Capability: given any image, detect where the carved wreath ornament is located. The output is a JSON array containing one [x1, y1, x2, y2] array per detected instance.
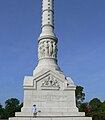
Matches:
[[42, 76, 60, 87]]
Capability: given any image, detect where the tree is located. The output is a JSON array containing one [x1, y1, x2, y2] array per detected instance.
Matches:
[[18, 102, 23, 111], [5, 98, 21, 119], [89, 98, 102, 112], [0, 103, 5, 119], [87, 111, 105, 120], [79, 102, 88, 113], [0, 103, 2, 118], [98, 101, 105, 112], [79, 102, 92, 115], [75, 86, 85, 108]]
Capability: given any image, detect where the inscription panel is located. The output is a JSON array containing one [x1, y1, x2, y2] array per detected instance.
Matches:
[[32, 94, 74, 102]]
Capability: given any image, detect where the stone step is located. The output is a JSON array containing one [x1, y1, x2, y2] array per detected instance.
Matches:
[[21, 107, 78, 113], [9, 116, 92, 120], [15, 112, 85, 117]]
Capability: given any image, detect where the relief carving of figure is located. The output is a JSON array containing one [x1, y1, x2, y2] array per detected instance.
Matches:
[[42, 76, 59, 87], [38, 42, 44, 59], [49, 41, 53, 56], [38, 45, 42, 59], [53, 42, 57, 58], [44, 41, 49, 57], [38, 40, 57, 59], [38, 41, 46, 59], [52, 79, 59, 87]]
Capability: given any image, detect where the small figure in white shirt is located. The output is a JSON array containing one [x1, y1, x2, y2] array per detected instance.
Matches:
[[32, 105, 37, 117]]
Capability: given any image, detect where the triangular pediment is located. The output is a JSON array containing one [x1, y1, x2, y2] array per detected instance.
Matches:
[[33, 70, 67, 90]]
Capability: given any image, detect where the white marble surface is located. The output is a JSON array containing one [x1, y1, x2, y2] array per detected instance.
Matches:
[[9, 0, 92, 120], [9, 70, 92, 120]]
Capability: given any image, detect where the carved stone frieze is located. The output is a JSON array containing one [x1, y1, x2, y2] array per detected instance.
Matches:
[[41, 76, 59, 87], [38, 39, 57, 60]]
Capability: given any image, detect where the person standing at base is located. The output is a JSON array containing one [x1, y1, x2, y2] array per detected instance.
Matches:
[[32, 105, 37, 117]]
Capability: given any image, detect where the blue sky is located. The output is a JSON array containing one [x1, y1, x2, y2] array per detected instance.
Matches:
[[0, 0, 105, 105]]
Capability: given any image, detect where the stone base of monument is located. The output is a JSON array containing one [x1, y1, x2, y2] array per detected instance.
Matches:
[[9, 70, 92, 120], [10, 117, 92, 120]]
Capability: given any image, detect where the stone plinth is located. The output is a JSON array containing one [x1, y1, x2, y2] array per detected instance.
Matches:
[[9, 70, 92, 120]]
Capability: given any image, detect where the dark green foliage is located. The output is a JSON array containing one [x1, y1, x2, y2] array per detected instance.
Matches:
[[5, 98, 20, 118], [98, 101, 105, 112], [89, 98, 102, 112], [0, 103, 3, 119], [79, 102, 92, 116], [79, 102, 88, 112], [75, 86, 85, 108], [79, 98, 105, 120], [0, 103, 5, 119], [0, 104, 2, 108], [17, 102, 23, 112], [0, 98, 23, 119], [87, 112, 105, 120], [75, 86, 105, 120]]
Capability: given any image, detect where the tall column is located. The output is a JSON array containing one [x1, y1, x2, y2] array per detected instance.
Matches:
[[38, 0, 58, 60], [41, 0, 55, 36], [33, 0, 61, 75]]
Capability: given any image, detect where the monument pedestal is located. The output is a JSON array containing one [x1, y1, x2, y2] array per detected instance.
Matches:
[[9, 70, 92, 120]]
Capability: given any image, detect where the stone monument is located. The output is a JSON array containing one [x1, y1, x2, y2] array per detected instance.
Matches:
[[9, 0, 92, 120]]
